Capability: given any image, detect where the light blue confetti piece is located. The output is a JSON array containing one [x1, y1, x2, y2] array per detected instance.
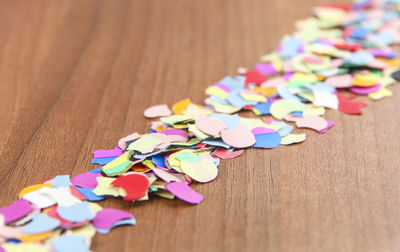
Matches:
[[235, 75, 246, 84], [291, 111, 303, 117], [254, 102, 272, 115], [211, 113, 240, 130], [76, 187, 105, 202], [91, 156, 117, 165], [19, 213, 60, 234], [277, 86, 302, 102], [209, 95, 229, 105], [218, 76, 244, 91], [253, 132, 282, 149], [226, 91, 257, 108], [52, 234, 89, 252], [57, 202, 95, 222], [307, 82, 336, 93], [345, 51, 374, 65], [95, 218, 136, 235], [202, 140, 231, 149], [280, 36, 304, 59], [44, 175, 71, 188], [278, 124, 294, 137], [214, 158, 221, 167], [369, 30, 394, 45]]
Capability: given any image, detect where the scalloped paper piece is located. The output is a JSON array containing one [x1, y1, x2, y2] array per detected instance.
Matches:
[[195, 114, 227, 137], [221, 125, 256, 148], [180, 157, 218, 183], [144, 104, 172, 118], [280, 133, 306, 145], [165, 182, 204, 204], [111, 173, 150, 201], [0, 199, 34, 224], [270, 99, 305, 120]]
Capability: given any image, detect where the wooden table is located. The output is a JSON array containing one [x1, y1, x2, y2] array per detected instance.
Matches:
[[1, 0, 400, 251]]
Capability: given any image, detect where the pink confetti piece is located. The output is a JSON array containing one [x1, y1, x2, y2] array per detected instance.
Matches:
[[144, 104, 172, 118]]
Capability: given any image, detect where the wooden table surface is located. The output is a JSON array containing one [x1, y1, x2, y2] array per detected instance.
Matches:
[[1, 0, 400, 251]]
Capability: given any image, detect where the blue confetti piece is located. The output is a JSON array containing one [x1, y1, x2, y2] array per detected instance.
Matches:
[[152, 155, 167, 168], [89, 167, 103, 174], [91, 156, 117, 165], [253, 132, 281, 149], [76, 187, 105, 202], [350, 27, 370, 39], [254, 102, 272, 115]]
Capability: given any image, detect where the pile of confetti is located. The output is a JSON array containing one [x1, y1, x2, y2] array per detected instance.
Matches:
[[2, 0, 400, 251]]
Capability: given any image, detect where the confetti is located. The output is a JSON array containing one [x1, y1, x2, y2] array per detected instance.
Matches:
[[165, 182, 204, 204], [2, 0, 400, 250], [144, 104, 172, 118]]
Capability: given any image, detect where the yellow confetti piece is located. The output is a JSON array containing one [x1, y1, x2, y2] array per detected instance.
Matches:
[[352, 73, 381, 87], [205, 86, 228, 100], [1, 242, 48, 252], [303, 105, 325, 116], [102, 151, 134, 176], [281, 133, 306, 145], [18, 183, 53, 198], [180, 157, 218, 183], [368, 87, 393, 100], [89, 202, 103, 214], [154, 190, 175, 199], [270, 99, 305, 120], [160, 114, 193, 125], [182, 104, 213, 116], [172, 98, 192, 114], [188, 124, 210, 140], [93, 177, 120, 197], [18, 231, 53, 242], [240, 117, 283, 131], [240, 93, 267, 102], [71, 223, 96, 237]]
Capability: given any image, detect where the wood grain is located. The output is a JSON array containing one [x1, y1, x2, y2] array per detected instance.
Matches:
[[1, 0, 400, 251]]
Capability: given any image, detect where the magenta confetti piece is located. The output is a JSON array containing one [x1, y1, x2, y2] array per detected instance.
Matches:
[[0, 199, 34, 224], [350, 84, 381, 95], [92, 148, 123, 158], [71, 172, 100, 189], [92, 208, 134, 230], [251, 127, 277, 135], [165, 182, 204, 204]]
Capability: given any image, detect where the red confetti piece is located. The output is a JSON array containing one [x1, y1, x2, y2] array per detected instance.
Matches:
[[111, 173, 150, 201], [212, 148, 244, 159], [337, 95, 367, 115], [245, 70, 268, 85]]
